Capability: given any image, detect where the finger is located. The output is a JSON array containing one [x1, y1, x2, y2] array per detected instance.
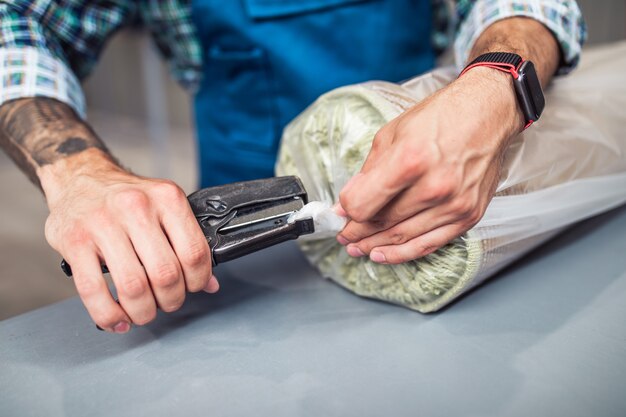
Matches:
[[359, 120, 397, 174], [67, 248, 131, 333], [98, 231, 157, 326], [339, 162, 480, 245], [336, 123, 398, 222], [338, 178, 444, 244], [158, 185, 212, 293], [333, 203, 348, 218], [339, 217, 395, 246], [339, 142, 423, 223], [338, 191, 427, 245], [368, 223, 466, 264], [125, 215, 186, 313], [345, 206, 457, 256], [203, 275, 220, 294]]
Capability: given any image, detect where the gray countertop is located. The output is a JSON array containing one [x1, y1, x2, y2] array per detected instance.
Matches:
[[2, 206, 626, 417]]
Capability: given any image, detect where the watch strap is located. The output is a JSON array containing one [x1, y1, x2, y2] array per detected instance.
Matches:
[[460, 52, 524, 79]]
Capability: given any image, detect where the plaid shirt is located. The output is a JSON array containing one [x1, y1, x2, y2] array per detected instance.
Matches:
[[0, 0, 586, 118]]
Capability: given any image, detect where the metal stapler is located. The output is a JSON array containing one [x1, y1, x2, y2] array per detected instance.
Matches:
[[61, 176, 314, 277]]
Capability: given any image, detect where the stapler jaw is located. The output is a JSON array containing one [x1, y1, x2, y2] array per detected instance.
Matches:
[[188, 176, 314, 265]]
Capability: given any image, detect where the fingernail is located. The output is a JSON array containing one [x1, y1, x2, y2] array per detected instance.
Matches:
[[370, 251, 387, 263], [336, 235, 350, 245], [96, 324, 104, 331], [204, 275, 220, 294], [113, 321, 130, 334], [347, 245, 365, 257]]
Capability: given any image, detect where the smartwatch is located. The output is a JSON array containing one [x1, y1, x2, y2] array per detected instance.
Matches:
[[460, 52, 545, 129]]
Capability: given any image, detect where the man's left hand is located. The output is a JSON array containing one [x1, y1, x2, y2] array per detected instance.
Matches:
[[337, 67, 525, 264]]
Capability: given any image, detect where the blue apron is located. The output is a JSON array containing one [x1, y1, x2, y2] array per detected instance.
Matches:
[[192, 0, 434, 187]]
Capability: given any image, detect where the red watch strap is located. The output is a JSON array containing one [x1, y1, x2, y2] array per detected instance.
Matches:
[[459, 61, 523, 79], [460, 51, 524, 77]]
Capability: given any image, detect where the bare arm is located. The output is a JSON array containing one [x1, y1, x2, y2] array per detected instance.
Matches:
[[468, 17, 560, 87], [0, 97, 111, 189], [0, 97, 217, 332], [338, 18, 562, 263]]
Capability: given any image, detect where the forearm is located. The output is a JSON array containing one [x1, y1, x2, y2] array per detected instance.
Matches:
[[0, 96, 216, 331], [468, 17, 560, 87], [338, 16, 565, 261], [455, 17, 562, 139], [0, 97, 118, 193]]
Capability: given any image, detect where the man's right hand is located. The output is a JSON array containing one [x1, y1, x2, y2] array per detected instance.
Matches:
[[0, 98, 217, 333], [40, 150, 218, 332]]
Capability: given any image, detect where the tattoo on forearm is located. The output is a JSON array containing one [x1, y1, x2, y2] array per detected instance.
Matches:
[[0, 97, 110, 188]]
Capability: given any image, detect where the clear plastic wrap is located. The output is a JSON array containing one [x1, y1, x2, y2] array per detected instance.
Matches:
[[275, 42, 626, 312]]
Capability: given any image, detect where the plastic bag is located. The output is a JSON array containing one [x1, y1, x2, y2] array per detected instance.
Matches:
[[275, 42, 626, 312]]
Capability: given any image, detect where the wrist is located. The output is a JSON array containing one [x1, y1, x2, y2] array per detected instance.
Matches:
[[456, 66, 526, 139], [39, 148, 124, 207]]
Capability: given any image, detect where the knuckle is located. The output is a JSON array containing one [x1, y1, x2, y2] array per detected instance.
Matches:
[[397, 149, 425, 176], [44, 218, 62, 247], [338, 190, 352, 211], [151, 263, 181, 288], [345, 206, 369, 223], [339, 190, 374, 224], [467, 208, 483, 226], [450, 197, 475, 218], [417, 243, 435, 257], [356, 242, 373, 254], [160, 294, 186, 312], [180, 240, 210, 268], [156, 179, 179, 193], [63, 226, 91, 248], [160, 303, 183, 314], [113, 189, 150, 212], [340, 225, 359, 242], [407, 245, 431, 261], [155, 180, 185, 203], [132, 308, 157, 326], [388, 231, 407, 245], [371, 130, 387, 151], [415, 245, 437, 259], [369, 215, 391, 228], [423, 179, 456, 202], [75, 276, 104, 298], [382, 205, 409, 224], [118, 276, 148, 299], [187, 276, 209, 293], [91, 207, 114, 228], [394, 120, 413, 138]]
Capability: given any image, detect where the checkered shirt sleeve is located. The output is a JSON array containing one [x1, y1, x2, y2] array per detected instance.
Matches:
[[0, 1, 136, 117], [454, 0, 587, 74]]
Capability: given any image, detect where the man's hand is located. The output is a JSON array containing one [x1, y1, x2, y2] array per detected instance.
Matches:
[[0, 97, 217, 333], [337, 68, 522, 263], [337, 17, 560, 264], [42, 151, 217, 332]]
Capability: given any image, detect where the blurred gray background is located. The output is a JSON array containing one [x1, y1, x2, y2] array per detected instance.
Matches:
[[1, 0, 624, 320]]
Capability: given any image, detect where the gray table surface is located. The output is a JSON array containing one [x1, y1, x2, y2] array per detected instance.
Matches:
[[2, 206, 626, 417]]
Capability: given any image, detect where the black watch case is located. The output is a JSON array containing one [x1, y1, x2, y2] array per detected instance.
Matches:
[[513, 60, 545, 122]]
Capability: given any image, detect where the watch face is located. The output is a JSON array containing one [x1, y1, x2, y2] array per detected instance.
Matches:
[[520, 61, 545, 119]]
